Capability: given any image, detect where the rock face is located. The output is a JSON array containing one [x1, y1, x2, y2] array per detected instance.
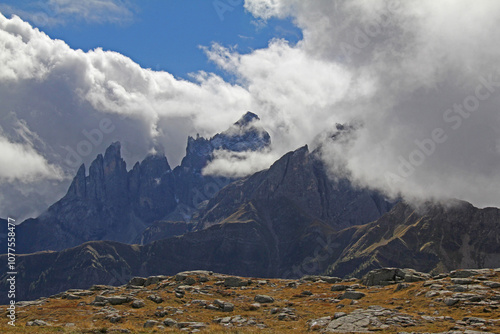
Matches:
[[172, 111, 270, 212], [197, 145, 393, 231], [1, 201, 500, 303], [137, 220, 192, 245], [178, 111, 270, 171], [6, 112, 272, 253], [5, 112, 392, 254], [12, 143, 177, 253], [3, 145, 500, 303], [326, 201, 500, 278]]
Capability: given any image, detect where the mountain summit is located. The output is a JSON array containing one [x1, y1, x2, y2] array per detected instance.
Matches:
[[7, 112, 271, 253], [179, 111, 270, 171]]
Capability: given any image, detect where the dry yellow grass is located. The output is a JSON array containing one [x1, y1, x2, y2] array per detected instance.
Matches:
[[1, 270, 500, 333]]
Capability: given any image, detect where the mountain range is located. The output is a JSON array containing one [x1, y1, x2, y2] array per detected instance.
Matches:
[[1, 188, 499, 304], [3, 112, 269, 253], [1, 112, 499, 305]]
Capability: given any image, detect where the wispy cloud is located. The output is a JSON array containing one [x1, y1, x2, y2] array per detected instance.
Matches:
[[0, 0, 135, 27], [0, 134, 63, 183]]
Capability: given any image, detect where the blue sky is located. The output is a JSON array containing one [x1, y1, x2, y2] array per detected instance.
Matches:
[[0, 0, 302, 80]]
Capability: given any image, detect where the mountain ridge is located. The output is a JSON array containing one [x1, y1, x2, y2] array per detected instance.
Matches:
[[1, 194, 498, 304], [3, 112, 272, 254]]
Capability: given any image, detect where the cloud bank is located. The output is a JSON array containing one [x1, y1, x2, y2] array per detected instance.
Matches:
[[2, 0, 500, 219], [242, 0, 500, 207]]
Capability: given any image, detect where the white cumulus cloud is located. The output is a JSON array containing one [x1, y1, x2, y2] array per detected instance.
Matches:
[[2, 0, 500, 219], [0, 135, 63, 182]]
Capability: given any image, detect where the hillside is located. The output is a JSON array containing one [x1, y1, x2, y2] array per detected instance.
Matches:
[[326, 201, 500, 278], [1, 268, 500, 333], [2, 199, 500, 306]]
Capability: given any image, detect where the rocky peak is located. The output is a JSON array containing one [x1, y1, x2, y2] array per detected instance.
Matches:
[[87, 154, 105, 202], [180, 112, 271, 171], [103, 141, 122, 162], [101, 142, 128, 208], [138, 153, 171, 174], [213, 112, 270, 152], [128, 151, 176, 223], [234, 111, 260, 127], [181, 136, 213, 170], [103, 141, 126, 176], [67, 164, 86, 199], [199, 144, 393, 230]]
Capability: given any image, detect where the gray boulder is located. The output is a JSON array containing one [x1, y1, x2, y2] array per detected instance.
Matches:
[[128, 277, 147, 286], [224, 276, 249, 287], [450, 269, 480, 278], [340, 291, 366, 300], [444, 297, 459, 306], [362, 268, 430, 286], [26, 320, 49, 326], [147, 294, 164, 304], [302, 275, 342, 283], [131, 299, 145, 308], [143, 320, 159, 328], [254, 295, 274, 303], [214, 299, 235, 312], [163, 318, 177, 327], [144, 275, 168, 286]]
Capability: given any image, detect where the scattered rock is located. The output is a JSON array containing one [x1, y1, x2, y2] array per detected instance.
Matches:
[[483, 281, 500, 288], [334, 312, 347, 319], [26, 320, 49, 326], [147, 294, 164, 304], [324, 308, 384, 332], [107, 314, 123, 323], [340, 291, 366, 300], [184, 277, 197, 285], [302, 275, 342, 283], [452, 293, 483, 302], [249, 302, 261, 310], [177, 321, 207, 330], [143, 320, 159, 328], [63, 293, 82, 300], [163, 318, 177, 327], [444, 297, 459, 306], [254, 294, 274, 303], [145, 275, 168, 287], [450, 269, 480, 278], [395, 283, 411, 292], [11, 268, 500, 333], [362, 268, 430, 286], [131, 299, 145, 308], [128, 277, 146, 286], [275, 307, 298, 321], [213, 315, 265, 328], [451, 278, 475, 285], [224, 276, 249, 287], [92, 295, 132, 305], [213, 299, 235, 312]]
